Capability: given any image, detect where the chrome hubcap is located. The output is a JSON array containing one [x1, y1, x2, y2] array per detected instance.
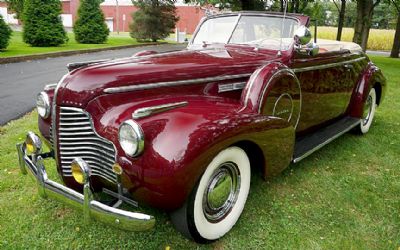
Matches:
[[203, 162, 241, 223], [363, 95, 373, 126]]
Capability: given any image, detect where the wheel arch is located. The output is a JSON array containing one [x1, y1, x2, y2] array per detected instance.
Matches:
[[348, 62, 387, 118], [240, 62, 302, 130], [232, 140, 266, 178], [373, 82, 383, 106]]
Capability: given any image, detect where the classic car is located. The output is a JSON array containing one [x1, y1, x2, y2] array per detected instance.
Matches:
[[17, 11, 386, 243]]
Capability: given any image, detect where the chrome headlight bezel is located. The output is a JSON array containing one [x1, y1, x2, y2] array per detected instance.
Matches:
[[37, 91, 51, 119], [118, 120, 145, 157]]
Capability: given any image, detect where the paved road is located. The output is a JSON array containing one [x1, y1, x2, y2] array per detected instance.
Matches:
[[0, 44, 186, 126], [366, 50, 391, 56]]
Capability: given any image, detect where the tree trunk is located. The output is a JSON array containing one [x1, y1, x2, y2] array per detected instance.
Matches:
[[290, 0, 295, 13], [241, 0, 253, 10], [353, 1, 364, 45], [280, 0, 284, 12], [390, 12, 400, 58], [336, 0, 346, 41], [294, 0, 300, 13], [360, 19, 372, 51], [353, 0, 380, 51]]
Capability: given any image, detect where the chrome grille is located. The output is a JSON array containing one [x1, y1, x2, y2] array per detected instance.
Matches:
[[58, 107, 117, 183], [49, 124, 54, 146]]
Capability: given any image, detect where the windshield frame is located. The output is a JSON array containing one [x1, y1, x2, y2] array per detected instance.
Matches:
[[188, 13, 301, 50]]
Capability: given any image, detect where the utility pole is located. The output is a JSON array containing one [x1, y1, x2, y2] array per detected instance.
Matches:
[[116, 0, 120, 34]]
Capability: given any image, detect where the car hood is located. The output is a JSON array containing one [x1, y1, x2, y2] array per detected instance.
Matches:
[[56, 46, 280, 107]]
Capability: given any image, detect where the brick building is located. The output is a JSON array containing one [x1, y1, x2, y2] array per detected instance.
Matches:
[[62, 0, 206, 34], [0, 0, 208, 34]]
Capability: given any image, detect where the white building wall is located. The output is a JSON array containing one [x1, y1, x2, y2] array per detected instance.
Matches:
[[0, 7, 18, 24], [60, 14, 73, 27]]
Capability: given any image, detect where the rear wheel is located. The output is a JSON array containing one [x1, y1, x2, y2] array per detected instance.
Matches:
[[171, 146, 251, 243], [355, 88, 377, 134]]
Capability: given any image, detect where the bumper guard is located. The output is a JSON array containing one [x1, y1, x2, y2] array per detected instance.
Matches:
[[16, 142, 155, 231]]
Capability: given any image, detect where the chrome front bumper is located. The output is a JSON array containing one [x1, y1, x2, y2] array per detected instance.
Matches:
[[16, 142, 155, 231]]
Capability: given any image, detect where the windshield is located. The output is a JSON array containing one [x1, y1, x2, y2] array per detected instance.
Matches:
[[191, 15, 299, 50]]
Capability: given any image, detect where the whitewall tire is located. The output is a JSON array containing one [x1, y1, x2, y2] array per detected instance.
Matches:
[[359, 88, 377, 134], [171, 146, 251, 243]]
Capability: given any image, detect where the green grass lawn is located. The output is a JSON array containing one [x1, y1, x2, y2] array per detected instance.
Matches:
[[0, 56, 399, 249], [314, 27, 395, 51], [0, 32, 155, 58]]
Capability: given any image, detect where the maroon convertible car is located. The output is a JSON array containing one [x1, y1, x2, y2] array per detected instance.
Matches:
[[17, 11, 386, 242]]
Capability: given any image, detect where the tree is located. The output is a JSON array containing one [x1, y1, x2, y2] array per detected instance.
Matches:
[[22, 0, 67, 47], [130, 0, 179, 42], [240, 0, 265, 10], [0, 15, 12, 50], [5, 0, 24, 20], [185, 0, 264, 11], [74, 0, 109, 44], [333, 0, 346, 40], [352, 0, 381, 51], [288, 0, 312, 13], [303, 1, 326, 25], [390, 0, 400, 57]]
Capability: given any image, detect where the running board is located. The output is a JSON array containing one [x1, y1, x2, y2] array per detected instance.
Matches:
[[293, 117, 360, 163]]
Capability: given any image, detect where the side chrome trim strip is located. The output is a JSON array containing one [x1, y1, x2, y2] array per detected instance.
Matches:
[[218, 82, 247, 93], [292, 56, 366, 73], [104, 74, 252, 94], [292, 119, 361, 163], [132, 101, 188, 119]]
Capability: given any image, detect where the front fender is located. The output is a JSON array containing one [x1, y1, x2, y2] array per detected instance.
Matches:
[[86, 95, 294, 210]]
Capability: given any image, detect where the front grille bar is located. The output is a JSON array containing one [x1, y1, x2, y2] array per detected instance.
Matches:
[[57, 107, 117, 184]]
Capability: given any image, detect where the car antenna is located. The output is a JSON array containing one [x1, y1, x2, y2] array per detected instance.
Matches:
[[278, 0, 288, 57]]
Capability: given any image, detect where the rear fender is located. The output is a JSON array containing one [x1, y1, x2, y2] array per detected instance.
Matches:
[[241, 62, 302, 129], [347, 61, 387, 118]]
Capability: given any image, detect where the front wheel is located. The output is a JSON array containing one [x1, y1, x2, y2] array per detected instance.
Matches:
[[171, 146, 251, 243]]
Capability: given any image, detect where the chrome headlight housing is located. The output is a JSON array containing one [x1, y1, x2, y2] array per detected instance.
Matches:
[[25, 131, 42, 155], [36, 92, 50, 118], [118, 120, 144, 157]]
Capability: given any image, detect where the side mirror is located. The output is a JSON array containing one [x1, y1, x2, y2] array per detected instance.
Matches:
[[294, 26, 312, 46], [294, 26, 319, 56], [306, 42, 319, 56]]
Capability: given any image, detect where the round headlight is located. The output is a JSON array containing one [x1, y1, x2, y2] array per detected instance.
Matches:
[[37, 92, 50, 118], [118, 120, 144, 157]]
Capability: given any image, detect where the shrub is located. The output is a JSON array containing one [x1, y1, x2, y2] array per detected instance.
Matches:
[[22, 0, 67, 47], [130, 0, 179, 42], [74, 0, 109, 44], [0, 15, 12, 50]]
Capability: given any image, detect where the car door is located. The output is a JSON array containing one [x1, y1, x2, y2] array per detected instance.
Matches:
[[290, 50, 355, 133]]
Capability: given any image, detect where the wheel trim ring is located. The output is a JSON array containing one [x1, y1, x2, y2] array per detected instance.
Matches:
[[202, 162, 241, 223], [363, 95, 373, 126]]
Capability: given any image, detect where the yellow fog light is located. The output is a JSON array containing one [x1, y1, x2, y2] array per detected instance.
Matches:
[[71, 158, 90, 185], [112, 163, 123, 175], [25, 132, 42, 155]]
